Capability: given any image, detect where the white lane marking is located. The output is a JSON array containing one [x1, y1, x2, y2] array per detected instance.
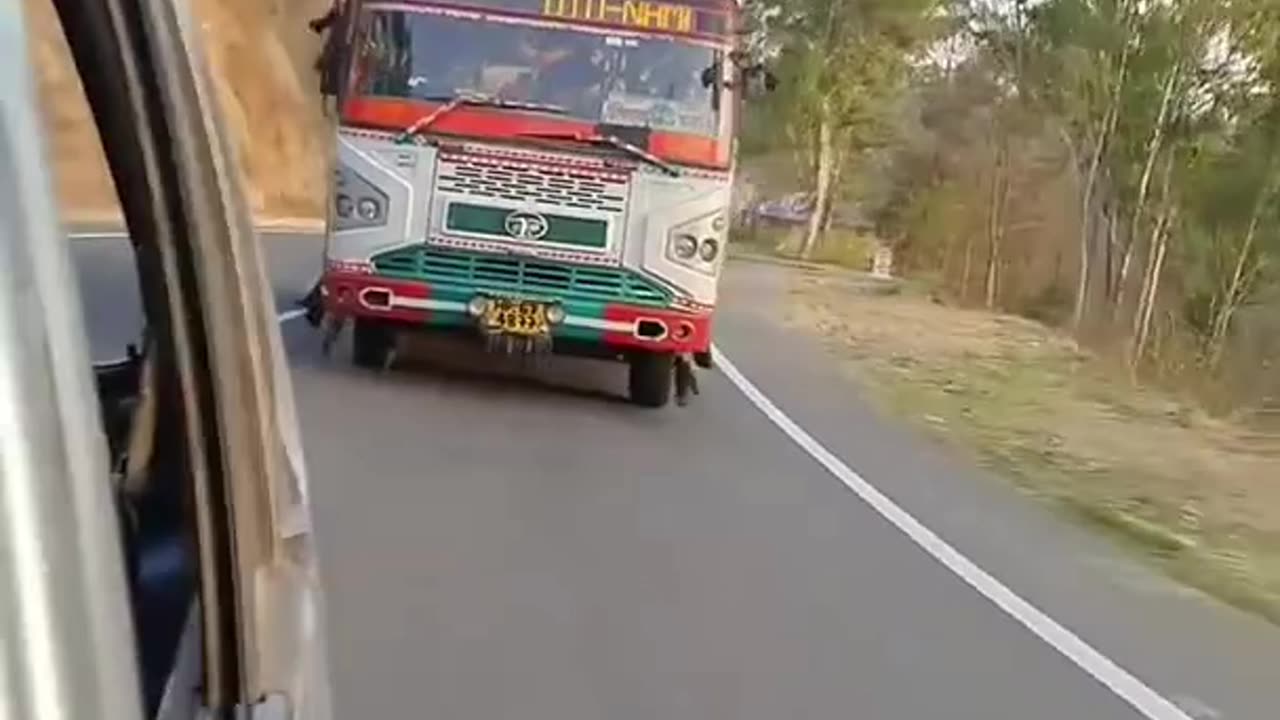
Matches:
[[712, 346, 1193, 720], [95, 306, 306, 366]]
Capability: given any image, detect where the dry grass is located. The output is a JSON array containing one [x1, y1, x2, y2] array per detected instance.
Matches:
[[786, 273, 1280, 623], [26, 0, 331, 222]]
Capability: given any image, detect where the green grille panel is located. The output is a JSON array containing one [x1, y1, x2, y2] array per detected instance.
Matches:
[[373, 246, 672, 307], [445, 203, 608, 248]]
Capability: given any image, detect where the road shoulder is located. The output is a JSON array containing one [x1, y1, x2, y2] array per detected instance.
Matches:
[[713, 261, 1280, 720]]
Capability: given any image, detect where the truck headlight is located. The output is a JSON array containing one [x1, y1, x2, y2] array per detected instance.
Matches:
[[699, 238, 720, 262], [466, 296, 490, 317], [667, 211, 728, 274], [671, 234, 699, 260], [335, 194, 354, 219], [333, 164, 390, 230], [357, 197, 383, 222]]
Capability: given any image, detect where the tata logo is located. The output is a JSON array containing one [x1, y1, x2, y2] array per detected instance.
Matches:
[[504, 210, 550, 241]]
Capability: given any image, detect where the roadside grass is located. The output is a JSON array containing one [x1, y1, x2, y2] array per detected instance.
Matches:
[[731, 224, 877, 271], [784, 273, 1280, 624]]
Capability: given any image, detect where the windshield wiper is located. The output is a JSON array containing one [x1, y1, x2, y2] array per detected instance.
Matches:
[[517, 130, 681, 177], [396, 93, 569, 144]]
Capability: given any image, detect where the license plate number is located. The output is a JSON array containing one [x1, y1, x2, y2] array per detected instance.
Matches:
[[483, 299, 549, 337]]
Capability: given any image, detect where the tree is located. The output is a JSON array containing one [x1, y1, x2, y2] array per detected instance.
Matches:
[[753, 0, 942, 258], [740, 0, 1280, 410]]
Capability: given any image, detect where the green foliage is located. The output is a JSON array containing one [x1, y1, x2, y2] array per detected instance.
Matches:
[[744, 0, 1280, 410], [744, 0, 944, 170], [741, 0, 946, 261]]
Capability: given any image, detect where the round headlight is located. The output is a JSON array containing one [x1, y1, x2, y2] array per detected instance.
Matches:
[[357, 198, 381, 221], [466, 296, 490, 317], [711, 215, 727, 232], [699, 238, 720, 262], [672, 234, 699, 260], [335, 194, 354, 218], [546, 305, 567, 325]]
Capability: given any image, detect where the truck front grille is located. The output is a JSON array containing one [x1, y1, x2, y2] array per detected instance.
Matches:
[[435, 154, 628, 213], [373, 246, 670, 307]]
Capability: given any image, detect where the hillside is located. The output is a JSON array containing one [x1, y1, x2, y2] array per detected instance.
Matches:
[[27, 0, 332, 222]]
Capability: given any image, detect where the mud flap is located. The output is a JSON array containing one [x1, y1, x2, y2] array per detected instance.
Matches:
[[675, 353, 701, 407]]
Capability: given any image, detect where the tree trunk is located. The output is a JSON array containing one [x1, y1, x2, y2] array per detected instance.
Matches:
[[1131, 217, 1169, 372], [1128, 62, 1180, 244], [822, 141, 849, 235], [1130, 152, 1177, 370], [960, 233, 976, 301], [941, 221, 957, 282], [1207, 167, 1277, 369], [985, 141, 1009, 310], [1115, 218, 1138, 309], [1105, 206, 1118, 301], [1117, 61, 1181, 324], [801, 103, 834, 260], [1073, 5, 1135, 332]]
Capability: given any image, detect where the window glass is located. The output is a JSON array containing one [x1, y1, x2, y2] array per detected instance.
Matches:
[[26, 0, 142, 364], [355, 8, 722, 136]]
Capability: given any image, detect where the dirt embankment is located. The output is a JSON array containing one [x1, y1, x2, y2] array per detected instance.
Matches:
[[787, 271, 1280, 624], [27, 0, 332, 223]]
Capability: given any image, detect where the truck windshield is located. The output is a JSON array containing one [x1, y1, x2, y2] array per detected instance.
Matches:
[[353, 8, 724, 138]]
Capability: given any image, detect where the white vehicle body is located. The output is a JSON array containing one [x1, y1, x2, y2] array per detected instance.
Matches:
[[320, 0, 744, 406]]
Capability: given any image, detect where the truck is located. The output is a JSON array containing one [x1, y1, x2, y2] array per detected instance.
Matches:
[[320, 0, 749, 407]]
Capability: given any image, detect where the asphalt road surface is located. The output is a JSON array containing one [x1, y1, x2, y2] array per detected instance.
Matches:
[[73, 232, 1280, 720]]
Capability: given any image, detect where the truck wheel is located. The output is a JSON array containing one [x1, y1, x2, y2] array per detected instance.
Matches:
[[694, 350, 714, 369], [352, 319, 394, 369], [628, 352, 673, 408]]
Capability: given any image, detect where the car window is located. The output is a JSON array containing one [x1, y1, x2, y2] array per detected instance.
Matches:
[[25, 0, 200, 716], [26, 0, 143, 364]]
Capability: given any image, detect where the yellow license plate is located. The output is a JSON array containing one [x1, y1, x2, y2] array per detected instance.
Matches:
[[483, 299, 550, 337]]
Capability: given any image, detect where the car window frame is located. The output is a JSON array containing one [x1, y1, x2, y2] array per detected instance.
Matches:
[[47, 0, 333, 716], [11, 0, 331, 714], [0, 6, 143, 719]]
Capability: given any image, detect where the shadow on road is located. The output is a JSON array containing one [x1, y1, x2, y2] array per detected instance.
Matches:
[[283, 321, 632, 407]]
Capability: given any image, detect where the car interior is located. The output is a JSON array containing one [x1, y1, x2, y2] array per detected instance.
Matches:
[[94, 341, 198, 715]]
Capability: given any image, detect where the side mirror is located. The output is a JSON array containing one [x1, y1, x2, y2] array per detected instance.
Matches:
[[742, 64, 778, 97], [701, 64, 719, 89], [703, 61, 778, 96]]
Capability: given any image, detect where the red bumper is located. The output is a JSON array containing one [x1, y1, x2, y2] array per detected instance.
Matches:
[[600, 305, 713, 354], [320, 271, 713, 354]]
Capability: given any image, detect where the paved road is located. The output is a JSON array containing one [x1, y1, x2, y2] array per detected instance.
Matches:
[[73, 234, 1280, 720]]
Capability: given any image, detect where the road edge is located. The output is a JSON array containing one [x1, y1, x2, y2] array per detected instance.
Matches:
[[711, 344, 1194, 720]]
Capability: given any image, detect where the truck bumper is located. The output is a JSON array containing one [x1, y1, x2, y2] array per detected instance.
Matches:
[[321, 271, 713, 355]]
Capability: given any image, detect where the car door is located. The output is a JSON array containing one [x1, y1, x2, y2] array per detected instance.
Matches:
[[0, 6, 142, 720], [7, 0, 333, 718]]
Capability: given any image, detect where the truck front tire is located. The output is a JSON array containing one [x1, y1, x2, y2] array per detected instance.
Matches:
[[628, 352, 673, 408], [352, 318, 394, 369]]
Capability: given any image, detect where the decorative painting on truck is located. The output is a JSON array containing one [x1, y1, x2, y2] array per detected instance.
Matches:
[[317, 0, 747, 407], [399, 0, 735, 38]]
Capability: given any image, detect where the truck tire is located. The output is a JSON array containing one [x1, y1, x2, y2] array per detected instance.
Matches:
[[628, 352, 673, 408], [352, 318, 394, 369]]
